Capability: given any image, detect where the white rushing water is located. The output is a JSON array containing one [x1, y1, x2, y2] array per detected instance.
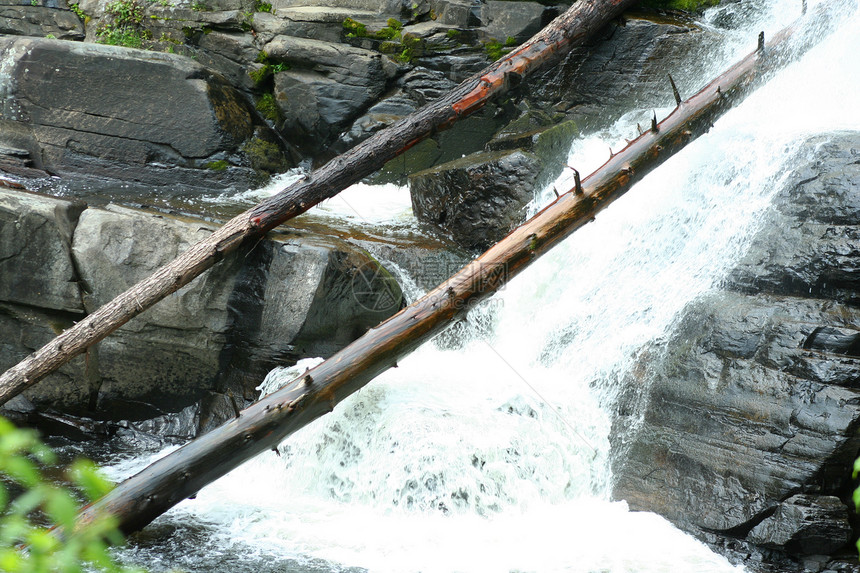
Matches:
[[109, 2, 860, 571]]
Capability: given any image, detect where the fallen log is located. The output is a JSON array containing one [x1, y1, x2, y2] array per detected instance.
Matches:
[[73, 0, 849, 536], [0, 0, 638, 406]]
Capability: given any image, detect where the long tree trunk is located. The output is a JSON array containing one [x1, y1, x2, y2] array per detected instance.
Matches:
[[0, 0, 638, 407], [73, 0, 848, 536]]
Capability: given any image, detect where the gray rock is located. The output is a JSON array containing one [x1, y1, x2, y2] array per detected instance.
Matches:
[[0, 302, 94, 417], [747, 495, 852, 555], [479, 1, 547, 43], [610, 132, 860, 566], [253, 7, 388, 44], [0, 189, 85, 313], [611, 292, 860, 532], [727, 138, 860, 305], [336, 93, 418, 150], [400, 66, 457, 106], [70, 205, 247, 418], [486, 115, 578, 187], [270, 0, 402, 15], [410, 149, 541, 250], [0, 1, 85, 40], [529, 15, 716, 129], [195, 30, 262, 92], [430, 0, 487, 27], [266, 36, 393, 151], [0, 199, 407, 420], [0, 36, 288, 190]]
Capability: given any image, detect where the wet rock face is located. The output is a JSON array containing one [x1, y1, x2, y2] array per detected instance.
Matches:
[[610, 132, 860, 569], [409, 149, 542, 251], [529, 15, 715, 128], [747, 495, 852, 556], [0, 36, 287, 192], [0, 189, 402, 424]]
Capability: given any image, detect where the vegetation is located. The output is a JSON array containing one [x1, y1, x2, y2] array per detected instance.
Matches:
[[642, 0, 720, 12], [250, 52, 290, 85], [68, 2, 88, 23], [96, 0, 150, 49], [253, 0, 272, 13], [853, 459, 860, 555], [343, 17, 403, 41], [483, 37, 516, 61], [0, 416, 141, 572], [243, 137, 288, 173], [205, 160, 229, 171], [255, 93, 283, 123]]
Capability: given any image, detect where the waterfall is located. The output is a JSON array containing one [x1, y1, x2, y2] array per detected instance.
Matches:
[[108, 1, 860, 571]]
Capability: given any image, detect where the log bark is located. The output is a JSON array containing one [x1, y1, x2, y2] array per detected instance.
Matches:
[[0, 0, 638, 407], [74, 0, 849, 536]]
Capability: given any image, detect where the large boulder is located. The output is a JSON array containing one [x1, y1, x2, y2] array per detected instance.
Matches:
[[610, 132, 860, 568], [265, 35, 397, 153], [528, 14, 716, 129], [409, 112, 577, 251], [410, 148, 541, 250], [747, 495, 852, 556], [0, 190, 85, 313], [0, 36, 289, 191], [0, 190, 402, 424], [479, 1, 557, 43]]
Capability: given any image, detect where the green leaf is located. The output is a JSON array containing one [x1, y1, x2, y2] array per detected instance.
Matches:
[[44, 487, 80, 529], [2, 456, 42, 488], [70, 459, 115, 502]]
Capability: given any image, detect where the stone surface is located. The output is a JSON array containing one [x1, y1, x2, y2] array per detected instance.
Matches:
[[0, 189, 85, 313], [479, 1, 552, 43], [747, 495, 852, 556], [0, 191, 402, 421], [0, 36, 288, 191], [0, 0, 85, 40], [610, 132, 860, 566], [266, 35, 395, 152], [410, 148, 541, 250], [529, 15, 715, 130], [0, 302, 94, 416]]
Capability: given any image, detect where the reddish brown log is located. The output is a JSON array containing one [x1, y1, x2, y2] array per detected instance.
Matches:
[[74, 0, 849, 536], [0, 0, 638, 407]]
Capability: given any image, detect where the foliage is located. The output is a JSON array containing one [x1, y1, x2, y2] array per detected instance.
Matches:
[[642, 0, 720, 12], [255, 92, 282, 123], [243, 137, 288, 174], [96, 0, 150, 48], [68, 2, 89, 23], [204, 160, 229, 171], [0, 416, 141, 573], [342, 17, 367, 38], [853, 458, 860, 555], [253, 0, 272, 13], [484, 38, 513, 61], [397, 34, 423, 63], [343, 17, 404, 41], [190, 1, 210, 11], [250, 52, 290, 85], [104, 0, 143, 25]]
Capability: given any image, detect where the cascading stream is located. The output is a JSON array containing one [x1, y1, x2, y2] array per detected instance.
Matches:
[[107, 2, 860, 571]]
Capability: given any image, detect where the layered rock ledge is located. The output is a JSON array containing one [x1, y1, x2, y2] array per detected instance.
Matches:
[[610, 131, 860, 572], [0, 187, 403, 434]]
